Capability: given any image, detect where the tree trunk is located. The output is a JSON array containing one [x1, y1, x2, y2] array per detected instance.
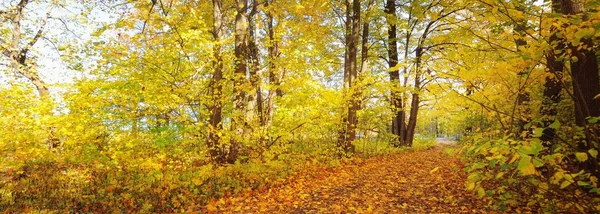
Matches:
[[552, 0, 600, 177], [338, 0, 360, 154], [353, 0, 374, 140], [540, 1, 565, 142], [360, 0, 374, 74], [345, 0, 361, 151], [247, 0, 261, 125], [571, 44, 600, 128], [230, 0, 249, 164], [540, 41, 563, 142], [512, 1, 531, 138], [265, 0, 280, 128], [208, 0, 226, 164], [337, 0, 351, 150], [405, 71, 420, 147], [385, 0, 406, 147]]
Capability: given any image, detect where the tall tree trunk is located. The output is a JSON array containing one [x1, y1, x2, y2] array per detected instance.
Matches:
[[355, 0, 374, 140], [360, 0, 374, 74], [230, 0, 249, 164], [553, 0, 600, 177], [247, 0, 261, 125], [512, 1, 531, 138], [208, 0, 226, 164], [385, 0, 406, 147], [265, 0, 280, 128], [540, 1, 565, 142], [540, 49, 563, 142], [403, 10, 440, 146], [405, 47, 422, 147], [346, 0, 360, 150], [338, 0, 360, 153], [571, 43, 600, 132], [337, 0, 352, 150]]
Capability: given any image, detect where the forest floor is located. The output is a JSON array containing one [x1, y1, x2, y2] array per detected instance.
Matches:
[[203, 141, 489, 213]]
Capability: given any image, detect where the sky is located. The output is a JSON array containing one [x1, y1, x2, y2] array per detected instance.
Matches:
[[0, 0, 121, 93]]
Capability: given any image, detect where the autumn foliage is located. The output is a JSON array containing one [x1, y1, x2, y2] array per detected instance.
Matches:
[[1, 0, 600, 212]]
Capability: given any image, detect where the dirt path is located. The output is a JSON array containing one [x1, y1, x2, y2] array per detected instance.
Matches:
[[204, 146, 487, 213]]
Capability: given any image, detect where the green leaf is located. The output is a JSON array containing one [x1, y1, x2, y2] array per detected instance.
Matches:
[[532, 158, 544, 168], [471, 162, 486, 170], [575, 152, 588, 162], [476, 187, 486, 198], [574, 28, 595, 40], [548, 120, 561, 129], [577, 181, 590, 186], [533, 128, 544, 138], [468, 172, 481, 182], [518, 155, 536, 176], [519, 141, 542, 155], [589, 149, 598, 159]]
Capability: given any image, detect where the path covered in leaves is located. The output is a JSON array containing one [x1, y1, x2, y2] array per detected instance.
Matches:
[[204, 146, 487, 213]]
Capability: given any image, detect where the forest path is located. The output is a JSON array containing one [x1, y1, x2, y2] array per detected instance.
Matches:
[[204, 146, 487, 213]]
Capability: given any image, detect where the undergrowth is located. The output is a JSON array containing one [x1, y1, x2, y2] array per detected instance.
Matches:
[[0, 138, 403, 212]]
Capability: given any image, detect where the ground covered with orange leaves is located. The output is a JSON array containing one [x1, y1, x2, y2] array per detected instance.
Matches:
[[204, 147, 488, 213]]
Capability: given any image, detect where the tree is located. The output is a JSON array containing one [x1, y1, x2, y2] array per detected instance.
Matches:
[[230, 0, 249, 164], [551, 0, 600, 176], [0, 0, 59, 149], [264, 0, 282, 127], [247, 0, 263, 126], [540, 0, 566, 142], [398, 0, 464, 146], [208, 0, 226, 164], [338, 0, 361, 153], [265, 0, 283, 125], [385, 0, 407, 147]]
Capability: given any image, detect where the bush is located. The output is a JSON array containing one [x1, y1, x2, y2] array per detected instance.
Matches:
[[460, 133, 600, 213]]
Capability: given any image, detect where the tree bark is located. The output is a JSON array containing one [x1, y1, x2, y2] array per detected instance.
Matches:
[[405, 46, 422, 147], [265, 0, 280, 128], [346, 0, 361, 151], [337, 0, 351, 150], [551, 0, 600, 177], [247, 0, 262, 125], [360, 0, 374, 74], [385, 0, 406, 147], [208, 0, 226, 164], [512, 1, 531, 138], [540, 1, 565, 142], [338, 0, 360, 153], [230, 0, 249, 164]]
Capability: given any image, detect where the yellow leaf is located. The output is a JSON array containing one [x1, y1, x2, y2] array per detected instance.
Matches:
[[575, 152, 588, 162], [206, 203, 217, 212], [560, 180, 572, 189], [518, 155, 536, 176], [466, 181, 475, 190], [429, 167, 440, 174]]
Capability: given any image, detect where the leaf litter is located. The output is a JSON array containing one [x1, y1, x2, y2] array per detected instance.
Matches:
[[203, 147, 488, 213]]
